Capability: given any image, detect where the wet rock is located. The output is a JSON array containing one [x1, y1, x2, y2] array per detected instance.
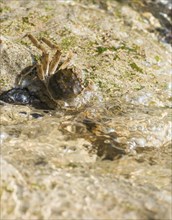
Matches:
[[0, 0, 171, 219], [0, 88, 32, 104], [0, 36, 32, 91]]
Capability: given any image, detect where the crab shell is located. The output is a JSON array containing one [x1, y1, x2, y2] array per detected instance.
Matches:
[[16, 64, 85, 105], [47, 66, 84, 101]]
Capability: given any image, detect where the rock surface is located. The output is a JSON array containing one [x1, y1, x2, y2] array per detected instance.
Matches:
[[0, 0, 171, 219]]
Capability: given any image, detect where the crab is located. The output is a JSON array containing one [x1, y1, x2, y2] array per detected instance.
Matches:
[[24, 34, 84, 100]]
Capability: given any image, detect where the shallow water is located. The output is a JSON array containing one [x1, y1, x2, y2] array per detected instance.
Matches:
[[1, 97, 171, 161], [1, 99, 171, 219]]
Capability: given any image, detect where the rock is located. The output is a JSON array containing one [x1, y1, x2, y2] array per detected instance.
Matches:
[[0, 0, 171, 219]]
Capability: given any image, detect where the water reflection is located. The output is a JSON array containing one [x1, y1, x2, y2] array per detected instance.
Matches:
[[1, 98, 172, 160], [1, 98, 170, 162]]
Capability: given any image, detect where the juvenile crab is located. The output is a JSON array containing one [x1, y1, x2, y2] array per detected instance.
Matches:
[[23, 34, 84, 100]]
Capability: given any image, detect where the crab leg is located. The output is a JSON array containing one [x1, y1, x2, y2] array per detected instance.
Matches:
[[27, 34, 46, 53], [36, 61, 45, 81], [42, 37, 60, 50], [41, 37, 62, 75], [27, 34, 50, 78], [41, 52, 50, 77], [49, 50, 62, 75], [59, 51, 73, 70], [16, 64, 37, 86]]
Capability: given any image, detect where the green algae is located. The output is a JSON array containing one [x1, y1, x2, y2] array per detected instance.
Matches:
[[96, 46, 108, 54], [129, 62, 143, 73], [0, 78, 6, 87], [61, 36, 77, 50], [0, 5, 11, 13], [154, 55, 161, 62]]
